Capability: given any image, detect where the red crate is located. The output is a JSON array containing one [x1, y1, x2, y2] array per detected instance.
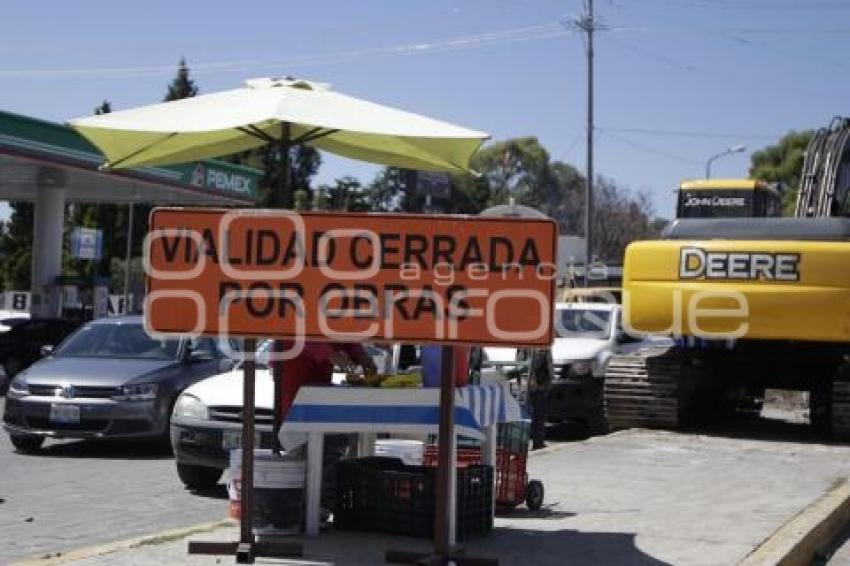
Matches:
[[494, 449, 528, 507], [422, 445, 483, 468], [422, 444, 530, 507]]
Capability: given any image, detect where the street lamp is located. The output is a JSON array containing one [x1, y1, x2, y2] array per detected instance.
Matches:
[[705, 144, 746, 179]]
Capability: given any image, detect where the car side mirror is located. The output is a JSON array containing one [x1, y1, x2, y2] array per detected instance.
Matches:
[[40, 344, 54, 357], [617, 329, 638, 344]]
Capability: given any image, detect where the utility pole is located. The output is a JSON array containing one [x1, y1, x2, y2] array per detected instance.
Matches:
[[577, 0, 595, 287]]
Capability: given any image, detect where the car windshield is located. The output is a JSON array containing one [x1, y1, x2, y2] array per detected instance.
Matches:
[[556, 308, 611, 339], [54, 322, 180, 360]]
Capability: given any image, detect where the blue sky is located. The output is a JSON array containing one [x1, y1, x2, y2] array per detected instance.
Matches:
[[2, 0, 850, 220]]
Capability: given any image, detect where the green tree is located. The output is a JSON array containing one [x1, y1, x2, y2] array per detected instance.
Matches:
[[231, 144, 322, 208], [458, 137, 655, 260], [363, 167, 490, 214], [749, 130, 813, 215], [314, 176, 370, 211], [364, 167, 415, 212], [469, 137, 556, 207], [352, 136, 657, 261], [0, 203, 34, 290], [66, 100, 141, 283], [94, 100, 112, 115], [164, 57, 199, 101]]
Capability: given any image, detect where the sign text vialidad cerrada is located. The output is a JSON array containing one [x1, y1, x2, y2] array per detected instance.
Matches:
[[145, 209, 557, 347]]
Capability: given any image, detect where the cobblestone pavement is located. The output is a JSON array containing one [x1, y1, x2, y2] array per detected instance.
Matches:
[[0, 399, 229, 563]]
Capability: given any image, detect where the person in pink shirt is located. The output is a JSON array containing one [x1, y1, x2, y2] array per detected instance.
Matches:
[[271, 340, 376, 518], [272, 341, 376, 422]]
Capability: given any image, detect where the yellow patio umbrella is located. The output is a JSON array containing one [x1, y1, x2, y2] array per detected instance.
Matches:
[[70, 76, 488, 173]]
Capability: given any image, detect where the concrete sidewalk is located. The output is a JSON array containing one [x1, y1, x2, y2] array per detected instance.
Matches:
[[17, 429, 850, 566]]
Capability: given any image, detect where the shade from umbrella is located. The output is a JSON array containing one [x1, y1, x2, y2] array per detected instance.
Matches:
[[70, 77, 488, 172]]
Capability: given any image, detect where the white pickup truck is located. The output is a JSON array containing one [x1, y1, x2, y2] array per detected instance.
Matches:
[[485, 302, 670, 434]]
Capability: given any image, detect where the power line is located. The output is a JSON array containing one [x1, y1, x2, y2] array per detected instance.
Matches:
[[0, 23, 571, 79], [599, 129, 703, 165], [604, 34, 698, 72], [557, 133, 585, 162], [638, 0, 850, 11], [601, 126, 777, 141]]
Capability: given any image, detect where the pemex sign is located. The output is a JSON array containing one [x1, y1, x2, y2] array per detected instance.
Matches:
[[144, 209, 557, 347]]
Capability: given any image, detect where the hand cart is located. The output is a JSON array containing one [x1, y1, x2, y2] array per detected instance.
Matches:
[[423, 420, 544, 511]]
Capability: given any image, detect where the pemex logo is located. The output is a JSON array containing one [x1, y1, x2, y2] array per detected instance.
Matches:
[[190, 163, 206, 187]]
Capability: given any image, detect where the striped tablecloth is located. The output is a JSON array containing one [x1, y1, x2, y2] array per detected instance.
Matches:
[[279, 382, 521, 450]]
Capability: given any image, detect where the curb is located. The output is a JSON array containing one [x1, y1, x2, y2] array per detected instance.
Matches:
[[739, 478, 850, 566], [13, 519, 235, 565]]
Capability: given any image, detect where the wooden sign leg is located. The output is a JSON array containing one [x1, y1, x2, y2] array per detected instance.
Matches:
[[272, 339, 284, 453], [238, 337, 257, 563], [189, 338, 309, 562], [435, 345, 456, 555], [386, 347, 497, 565]]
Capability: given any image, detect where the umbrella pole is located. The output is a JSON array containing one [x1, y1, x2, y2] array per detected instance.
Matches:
[[271, 122, 292, 454]]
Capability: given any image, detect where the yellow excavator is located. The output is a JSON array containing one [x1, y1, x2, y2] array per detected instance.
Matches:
[[604, 117, 850, 439]]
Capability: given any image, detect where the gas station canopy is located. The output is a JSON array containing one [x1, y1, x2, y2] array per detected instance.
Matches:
[[0, 110, 261, 205], [0, 109, 263, 318]]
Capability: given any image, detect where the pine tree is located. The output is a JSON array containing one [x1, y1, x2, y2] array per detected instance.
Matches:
[[164, 58, 199, 101], [94, 100, 112, 115], [0, 203, 34, 290], [67, 101, 116, 280]]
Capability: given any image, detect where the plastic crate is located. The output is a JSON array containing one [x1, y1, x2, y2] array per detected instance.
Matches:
[[421, 443, 530, 507], [422, 445, 483, 468], [494, 449, 528, 507], [335, 457, 493, 541], [497, 420, 531, 454], [425, 433, 481, 450]]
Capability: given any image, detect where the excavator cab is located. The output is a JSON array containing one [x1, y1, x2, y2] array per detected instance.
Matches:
[[676, 179, 782, 219]]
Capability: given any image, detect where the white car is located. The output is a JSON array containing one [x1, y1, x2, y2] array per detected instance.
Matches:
[[170, 342, 390, 489], [548, 302, 670, 432], [171, 362, 276, 489], [0, 310, 29, 333], [484, 302, 670, 433]]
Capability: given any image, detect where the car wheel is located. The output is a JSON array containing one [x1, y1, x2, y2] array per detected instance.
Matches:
[[176, 463, 223, 489], [10, 434, 45, 453]]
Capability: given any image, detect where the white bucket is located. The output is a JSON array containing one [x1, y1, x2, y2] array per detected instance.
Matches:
[[374, 439, 425, 465], [227, 449, 306, 526]]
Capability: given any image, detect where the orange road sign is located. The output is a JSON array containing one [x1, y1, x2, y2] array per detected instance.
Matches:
[[145, 208, 557, 347]]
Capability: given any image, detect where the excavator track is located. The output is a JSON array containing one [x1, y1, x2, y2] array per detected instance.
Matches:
[[832, 364, 850, 441], [603, 346, 684, 430]]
